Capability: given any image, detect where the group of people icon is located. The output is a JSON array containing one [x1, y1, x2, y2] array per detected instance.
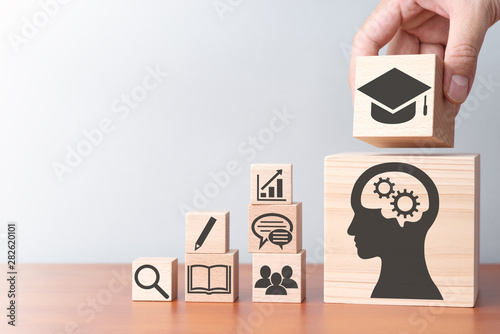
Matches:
[[255, 265, 298, 295]]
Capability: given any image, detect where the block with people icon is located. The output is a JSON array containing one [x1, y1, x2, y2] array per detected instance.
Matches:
[[252, 250, 306, 303], [324, 153, 480, 307]]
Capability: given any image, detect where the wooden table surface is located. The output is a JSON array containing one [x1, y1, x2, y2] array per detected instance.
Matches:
[[2, 264, 500, 334]]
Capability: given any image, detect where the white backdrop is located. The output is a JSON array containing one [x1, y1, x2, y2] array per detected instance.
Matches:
[[1, 0, 499, 263]]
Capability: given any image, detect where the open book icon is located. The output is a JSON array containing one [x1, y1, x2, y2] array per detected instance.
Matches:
[[187, 265, 232, 294]]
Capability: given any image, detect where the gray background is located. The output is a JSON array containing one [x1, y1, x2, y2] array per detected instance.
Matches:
[[1, 0, 499, 263]]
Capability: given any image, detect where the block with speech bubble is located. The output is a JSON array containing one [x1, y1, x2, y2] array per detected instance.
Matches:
[[248, 202, 302, 254]]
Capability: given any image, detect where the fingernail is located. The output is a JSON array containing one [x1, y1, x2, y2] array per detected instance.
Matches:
[[447, 75, 469, 103]]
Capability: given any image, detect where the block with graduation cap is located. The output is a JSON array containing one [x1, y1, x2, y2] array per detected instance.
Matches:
[[353, 54, 455, 148]]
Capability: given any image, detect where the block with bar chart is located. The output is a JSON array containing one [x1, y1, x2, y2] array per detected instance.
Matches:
[[251, 164, 292, 204]]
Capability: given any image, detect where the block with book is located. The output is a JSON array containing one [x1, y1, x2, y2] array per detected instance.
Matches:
[[185, 250, 239, 302], [187, 265, 232, 294]]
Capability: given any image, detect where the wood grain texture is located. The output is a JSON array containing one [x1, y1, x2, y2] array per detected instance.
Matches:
[[132, 257, 178, 301], [252, 249, 306, 303], [185, 249, 239, 302], [2, 264, 500, 334], [250, 164, 292, 204], [324, 153, 479, 307], [185, 211, 229, 254], [353, 54, 455, 148], [248, 202, 302, 254]]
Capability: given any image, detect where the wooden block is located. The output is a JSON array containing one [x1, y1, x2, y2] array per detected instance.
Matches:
[[248, 202, 302, 254], [250, 164, 292, 204], [186, 211, 229, 254], [252, 249, 306, 303], [324, 153, 480, 307], [353, 54, 455, 148], [132, 257, 178, 301], [185, 249, 239, 302]]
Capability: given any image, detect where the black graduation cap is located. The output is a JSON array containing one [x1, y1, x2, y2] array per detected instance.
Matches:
[[357, 68, 431, 124]]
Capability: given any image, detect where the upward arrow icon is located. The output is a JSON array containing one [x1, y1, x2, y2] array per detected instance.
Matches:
[[261, 170, 283, 190]]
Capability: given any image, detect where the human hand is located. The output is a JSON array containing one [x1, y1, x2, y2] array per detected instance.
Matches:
[[349, 0, 500, 114]]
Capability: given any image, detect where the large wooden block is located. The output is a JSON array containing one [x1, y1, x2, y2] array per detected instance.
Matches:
[[185, 249, 239, 302], [324, 153, 480, 307], [250, 164, 292, 204], [132, 257, 178, 301], [353, 54, 455, 148], [252, 249, 306, 303], [248, 202, 302, 254], [186, 211, 229, 254]]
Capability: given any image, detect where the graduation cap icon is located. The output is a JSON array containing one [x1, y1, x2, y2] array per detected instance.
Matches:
[[357, 68, 431, 124]]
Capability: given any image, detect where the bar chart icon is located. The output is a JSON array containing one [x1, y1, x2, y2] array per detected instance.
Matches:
[[251, 164, 292, 204], [257, 170, 286, 202]]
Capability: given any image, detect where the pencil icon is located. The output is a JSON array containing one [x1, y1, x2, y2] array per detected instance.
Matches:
[[195, 216, 217, 251]]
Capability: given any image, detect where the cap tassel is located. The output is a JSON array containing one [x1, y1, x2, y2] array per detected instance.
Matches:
[[423, 95, 427, 116]]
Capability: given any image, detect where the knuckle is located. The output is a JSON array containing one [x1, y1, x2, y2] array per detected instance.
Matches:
[[352, 29, 382, 52], [352, 30, 365, 47], [482, 0, 499, 25], [448, 43, 479, 64]]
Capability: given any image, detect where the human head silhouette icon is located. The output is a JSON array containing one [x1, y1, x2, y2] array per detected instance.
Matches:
[[282, 266, 293, 279], [271, 272, 282, 286], [281, 265, 298, 289], [265, 272, 287, 295], [348, 162, 443, 300], [255, 265, 272, 288], [260, 265, 271, 279]]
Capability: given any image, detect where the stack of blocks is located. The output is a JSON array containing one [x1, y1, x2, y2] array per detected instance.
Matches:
[[324, 55, 479, 307], [185, 211, 239, 302], [249, 164, 306, 303]]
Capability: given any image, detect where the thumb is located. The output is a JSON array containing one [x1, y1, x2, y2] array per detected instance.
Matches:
[[444, 5, 489, 104]]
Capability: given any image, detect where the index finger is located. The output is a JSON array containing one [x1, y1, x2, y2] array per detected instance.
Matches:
[[349, 1, 403, 99]]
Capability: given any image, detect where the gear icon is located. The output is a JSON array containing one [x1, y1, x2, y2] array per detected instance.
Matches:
[[373, 177, 396, 198], [390, 189, 420, 218]]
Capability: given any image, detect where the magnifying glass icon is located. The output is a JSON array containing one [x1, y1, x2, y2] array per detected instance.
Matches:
[[134, 264, 170, 299]]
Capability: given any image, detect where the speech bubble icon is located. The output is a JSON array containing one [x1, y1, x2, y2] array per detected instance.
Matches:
[[268, 229, 292, 249], [251, 213, 293, 249]]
